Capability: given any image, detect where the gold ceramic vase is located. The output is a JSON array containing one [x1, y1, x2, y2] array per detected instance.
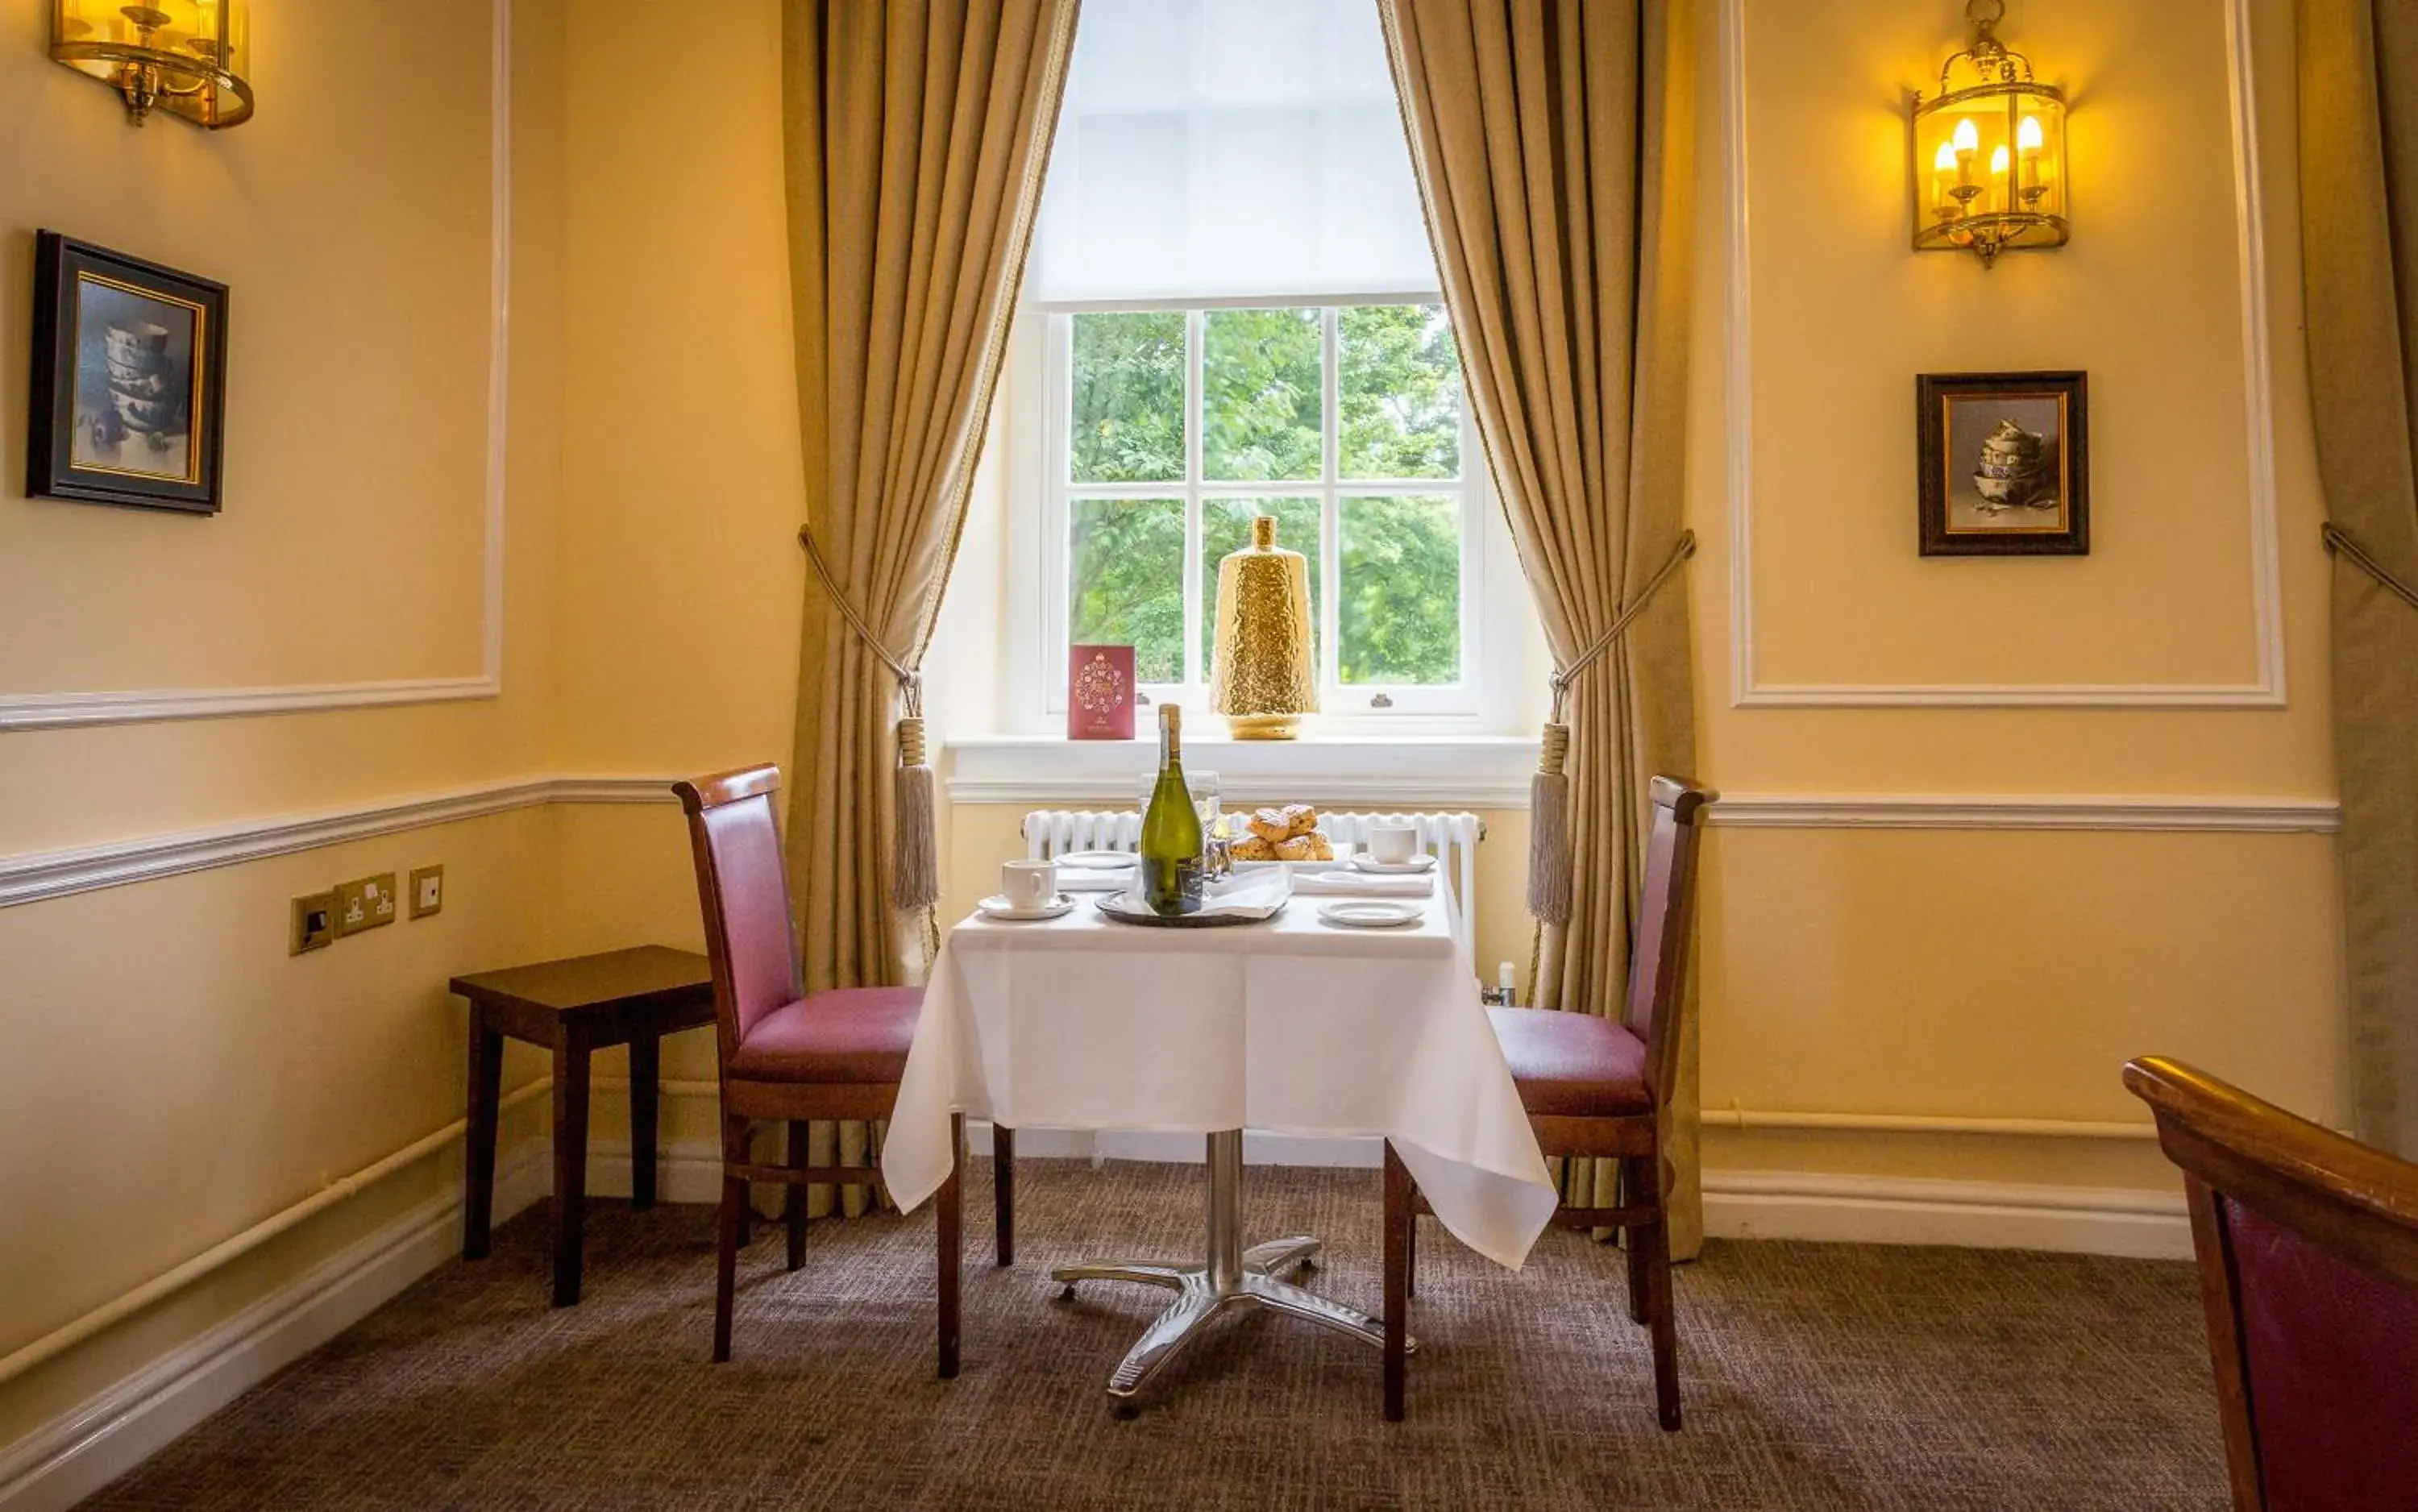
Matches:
[[1211, 515, 1316, 740]]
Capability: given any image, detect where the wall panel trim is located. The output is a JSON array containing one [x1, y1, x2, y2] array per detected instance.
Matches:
[[1722, 0, 2287, 709], [0, 0, 514, 733], [1706, 792, 2338, 833], [0, 775, 677, 910]]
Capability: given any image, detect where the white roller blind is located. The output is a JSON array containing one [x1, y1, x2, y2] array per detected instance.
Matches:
[[1028, 0, 1439, 304]]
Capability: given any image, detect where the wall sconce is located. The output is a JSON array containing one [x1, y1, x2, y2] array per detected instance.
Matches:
[[52, 1, 253, 129], [1911, 0, 2065, 268]]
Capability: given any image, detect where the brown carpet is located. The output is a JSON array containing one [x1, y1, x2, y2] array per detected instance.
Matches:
[[89, 1159, 2226, 1510]]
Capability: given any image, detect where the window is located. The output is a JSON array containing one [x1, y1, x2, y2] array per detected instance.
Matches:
[[1043, 299, 1487, 718]]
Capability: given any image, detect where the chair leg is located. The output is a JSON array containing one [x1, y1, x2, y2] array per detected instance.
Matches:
[[785, 1120, 810, 1272], [1636, 1151, 1681, 1431], [713, 1116, 746, 1364], [993, 1124, 1016, 1268], [1623, 1157, 1650, 1327], [1404, 1209, 1418, 1300], [1382, 1140, 1411, 1422], [938, 1112, 964, 1380]]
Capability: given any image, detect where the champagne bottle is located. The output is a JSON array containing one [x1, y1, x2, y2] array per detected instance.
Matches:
[[1140, 702, 1203, 916]]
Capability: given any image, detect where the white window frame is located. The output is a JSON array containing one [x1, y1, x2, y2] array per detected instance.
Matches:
[[1009, 293, 1525, 737]]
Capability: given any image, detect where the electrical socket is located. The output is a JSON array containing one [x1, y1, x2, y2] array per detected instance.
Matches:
[[409, 863, 444, 919], [290, 891, 336, 954], [334, 873, 399, 937]]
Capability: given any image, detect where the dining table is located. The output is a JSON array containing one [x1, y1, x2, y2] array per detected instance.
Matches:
[[879, 862, 1558, 1410]]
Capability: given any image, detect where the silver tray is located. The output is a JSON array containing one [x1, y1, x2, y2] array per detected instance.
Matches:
[[1093, 891, 1283, 928]]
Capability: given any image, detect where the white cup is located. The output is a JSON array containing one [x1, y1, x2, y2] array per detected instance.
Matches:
[[1368, 823, 1419, 865], [1003, 858, 1057, 909]]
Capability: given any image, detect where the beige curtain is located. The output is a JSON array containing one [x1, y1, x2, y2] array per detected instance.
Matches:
[[1381, 0, 1701, 1252], [2302, 0, 2418, 1157], [780, 0, 1077, 1212]]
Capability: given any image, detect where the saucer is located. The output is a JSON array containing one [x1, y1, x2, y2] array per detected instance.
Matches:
[[1315, 899, 1423, 928], [1056, 850, 1136, 870], [1349, 853, 1435, 875], [977, 893, 1076, 921]]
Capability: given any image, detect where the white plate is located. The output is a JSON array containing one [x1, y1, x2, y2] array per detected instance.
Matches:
[[1316, 899, 1423, 928], [977, 893, 1076, 921], [1349, 853, 1435, 874], [1056, 850, 1136, 870]]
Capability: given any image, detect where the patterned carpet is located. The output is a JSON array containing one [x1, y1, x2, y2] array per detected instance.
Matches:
[[91, 1159, 2226, 1510]]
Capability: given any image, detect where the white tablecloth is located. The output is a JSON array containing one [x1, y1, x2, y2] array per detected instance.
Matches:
[[881, 889, 1556, 1270]]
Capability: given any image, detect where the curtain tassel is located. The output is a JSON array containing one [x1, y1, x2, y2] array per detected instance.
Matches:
[[1527, 721, 1573, 925], [892, 713, 941, 915]]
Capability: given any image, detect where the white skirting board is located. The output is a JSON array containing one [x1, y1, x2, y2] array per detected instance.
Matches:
[[0, 1148, 550, 1512]]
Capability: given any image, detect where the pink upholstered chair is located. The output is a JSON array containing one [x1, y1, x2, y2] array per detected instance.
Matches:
[[2124, 1057, 2418, 1510], [675, 764, 1015, 1377], [1384, 775, 1713, 1426]]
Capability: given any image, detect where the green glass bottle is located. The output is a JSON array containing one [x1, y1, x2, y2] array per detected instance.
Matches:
[[1140, 702, 1203, 915]]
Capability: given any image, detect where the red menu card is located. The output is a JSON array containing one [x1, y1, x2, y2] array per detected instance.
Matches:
[[1068, 644, 1136, 741]]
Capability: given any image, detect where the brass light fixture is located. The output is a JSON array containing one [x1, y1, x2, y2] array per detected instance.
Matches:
[[52, 1, 253, 129], [1911, 0, 2066, 268]]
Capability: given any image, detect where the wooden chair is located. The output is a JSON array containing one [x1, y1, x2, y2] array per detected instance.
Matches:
[[2124, 1056, 2418, 1511], [675, 764, 1016, 1378], [1383, 775, 1714, 1426]]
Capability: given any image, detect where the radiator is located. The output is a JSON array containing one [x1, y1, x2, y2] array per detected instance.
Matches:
[[1021, 808, 1485, 942]]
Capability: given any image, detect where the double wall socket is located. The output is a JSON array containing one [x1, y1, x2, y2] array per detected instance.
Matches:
[[334, 873, 398, 937]]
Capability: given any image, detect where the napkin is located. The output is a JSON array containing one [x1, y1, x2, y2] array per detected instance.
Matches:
[[1056, 866, 1133, 893], [1293, 871, 1435, 898]]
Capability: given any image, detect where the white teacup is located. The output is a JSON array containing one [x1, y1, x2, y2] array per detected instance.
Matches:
[[1002, 858, 1057, 910], [1367, 823, 1419, 866]]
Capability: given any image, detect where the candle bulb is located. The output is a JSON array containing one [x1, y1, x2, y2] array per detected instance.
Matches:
[[1932, 139, 1959, 215], [2017, 114, 2045, 201], [1951, 118, 1980, 189], [1989, 143, 2011, 209]]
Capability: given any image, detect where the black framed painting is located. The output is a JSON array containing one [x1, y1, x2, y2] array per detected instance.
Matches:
[[1916, 370, 2088, 557], [26, 231, 229, 516]]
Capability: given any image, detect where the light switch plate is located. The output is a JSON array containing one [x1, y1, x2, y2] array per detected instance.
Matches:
[[290, 891, 336, 954], [335, 873, 399, 937], [409, 863, 444, 919]]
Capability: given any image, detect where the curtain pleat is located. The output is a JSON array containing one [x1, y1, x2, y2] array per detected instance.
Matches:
[[781, 0, 1077, 1215], [1381, 0, 1701, 1252], [2303, 0, 2418, 1157]]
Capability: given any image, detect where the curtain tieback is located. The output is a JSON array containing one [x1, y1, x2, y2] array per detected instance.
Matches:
[[2323, 522, 2418, 613], [798, 526, 941, 919], [1530, 530, 1696, 928]]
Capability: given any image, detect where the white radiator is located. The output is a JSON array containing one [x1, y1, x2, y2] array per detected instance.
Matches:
[[1020, 808, 1485, 942]]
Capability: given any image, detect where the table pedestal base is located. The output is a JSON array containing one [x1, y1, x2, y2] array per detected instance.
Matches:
[[1051, 1131, 1415, 1407]]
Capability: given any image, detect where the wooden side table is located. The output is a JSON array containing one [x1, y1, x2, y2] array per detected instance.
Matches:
[[451, 945, 717, 1306]]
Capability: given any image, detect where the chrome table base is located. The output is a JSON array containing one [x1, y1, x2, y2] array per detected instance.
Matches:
[[1051, 1130, 1414, 1408]]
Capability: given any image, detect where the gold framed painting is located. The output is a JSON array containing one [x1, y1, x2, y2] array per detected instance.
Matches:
[[26, 231, 229, 515], [1916, 370, 2088, 556]]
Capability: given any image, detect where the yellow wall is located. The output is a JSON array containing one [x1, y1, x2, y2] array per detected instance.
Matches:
[[0, 0, 567, 1453], [1685, 0, 2344, 1191]]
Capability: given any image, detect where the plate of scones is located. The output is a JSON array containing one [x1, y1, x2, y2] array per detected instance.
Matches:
[[1225, 804, 1339, 864]]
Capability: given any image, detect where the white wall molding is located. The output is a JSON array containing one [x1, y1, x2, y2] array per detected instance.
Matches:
[[0, 1147, 549, 1512], [0, 775, 678, 910], [1706, 792, 2338, 834], [945, 735, 1537, 808], [1722, 0, 2287, 710], [1702, 1171, 2190, 1260], [0, 0, 513, 734]]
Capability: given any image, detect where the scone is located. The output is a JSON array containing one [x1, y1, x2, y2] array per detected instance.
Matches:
[[1229, 834, 1279, 862], [1274, 833, 1332, 862]]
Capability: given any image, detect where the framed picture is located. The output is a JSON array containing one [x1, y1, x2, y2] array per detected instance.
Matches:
[[26, 231, 229, 515], [1916, 370, 2088, 556]]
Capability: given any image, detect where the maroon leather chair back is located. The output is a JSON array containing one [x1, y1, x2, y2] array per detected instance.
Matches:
[[1624, 776, 1713, 1107], [2124, 1056, 2418, 1510], [675, 766, 803, 1059]]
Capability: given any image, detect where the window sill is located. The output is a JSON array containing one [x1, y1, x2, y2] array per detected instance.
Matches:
[[943, 733, 1538, 809]]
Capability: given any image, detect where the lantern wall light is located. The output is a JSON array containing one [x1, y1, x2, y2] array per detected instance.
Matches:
[[52, 1, 253, 130], [1911, 0, 2065, 268]]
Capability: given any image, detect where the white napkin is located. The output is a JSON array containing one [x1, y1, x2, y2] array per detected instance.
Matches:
[[1119, 865, 1292, 920], [1293, 871, 1435, 898], [1056, 867, 1133, 893]]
